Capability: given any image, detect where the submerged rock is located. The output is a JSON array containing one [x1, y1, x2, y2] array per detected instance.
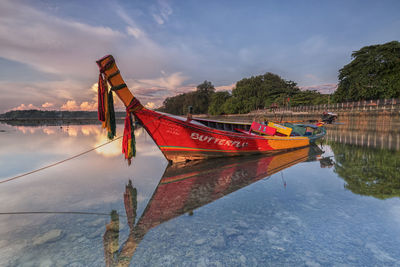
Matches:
[[33, 230, 63, 246], [210, 233, 226, 249], [38, 258, 54, 267], [194, 238, 206, 245]]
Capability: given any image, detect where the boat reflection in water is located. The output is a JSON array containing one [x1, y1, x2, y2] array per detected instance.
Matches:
[[103, 146, 324, 266]]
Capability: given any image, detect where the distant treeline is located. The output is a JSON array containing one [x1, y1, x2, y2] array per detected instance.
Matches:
[[158, 75, 329, 115], [0, 110, 126, 119], [158, 40, 400, 115]]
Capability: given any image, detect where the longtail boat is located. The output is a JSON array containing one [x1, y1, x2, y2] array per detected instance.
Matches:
[[96, 55, 326, 163], [103, 146, 323, 265]]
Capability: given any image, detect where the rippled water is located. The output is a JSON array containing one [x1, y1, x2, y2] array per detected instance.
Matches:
[[0, 122, 399, 266]]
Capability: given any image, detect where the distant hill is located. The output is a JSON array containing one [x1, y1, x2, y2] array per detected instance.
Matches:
[[0, 109, 126, 120]]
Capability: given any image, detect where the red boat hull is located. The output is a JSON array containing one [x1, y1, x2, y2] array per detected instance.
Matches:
[[135, 109, 310, 163]]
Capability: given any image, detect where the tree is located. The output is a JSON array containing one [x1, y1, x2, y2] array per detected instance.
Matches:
[[196, 80, 215, 95], [290, 90, 329, 106], [193, 80, 215, 114], [333, 41, 400, 102], [160, 93, 187, 115], [208, 91, 232, 115], [229, 72, 301, 113], [158, 81, 216, 115]]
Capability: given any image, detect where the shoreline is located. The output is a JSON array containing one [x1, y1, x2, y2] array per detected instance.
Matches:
[[0, 117, 126, 126]]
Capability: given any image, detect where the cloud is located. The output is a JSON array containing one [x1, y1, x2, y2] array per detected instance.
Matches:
[[60, 100, 98, 111], [41, 102, 54, 108], [123, 72, 190, 107], [126, 26, 145, 39], [300, 83, 338, 94], [0, 0, 124, 77], [151, 0, 173, 25], [152, 14, 164, 25], [145, 102, 156, 109], [79, 101, 97, 111], [13, 103, 40, 110], [132, 72, 188, 91], [0, 79, 102, 112], [215, 83, 235, 91], [60, 100, 79, 111]]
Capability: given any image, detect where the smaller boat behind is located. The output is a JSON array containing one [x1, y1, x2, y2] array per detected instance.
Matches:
[[96, 55, 326, 163], [322, 112, 338, 124]]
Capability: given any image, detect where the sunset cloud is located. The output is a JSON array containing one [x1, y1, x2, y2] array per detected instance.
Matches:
[[121, 72, 191, 107], [79, 101, 97, 111], [59, 100, 98, 111], [13, 103, 40, 110], [215, 83, 235, 91], [41, 102, 54, 108], [129, 72, 188, 92], [60, 100, 79, 111], [145, 102, 156, 109], [300, 83, 338, 94]]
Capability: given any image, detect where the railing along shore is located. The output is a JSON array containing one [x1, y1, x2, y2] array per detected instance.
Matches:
[[250, 98, 400, 114]]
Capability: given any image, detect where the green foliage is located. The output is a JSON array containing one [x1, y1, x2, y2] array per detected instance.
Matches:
[[232, 73, 299, 113], [333, 41, 400, 102], [290, 90, 330, 106], [159, 80, 215, 115], [159, 93, 187, 115], [221, 97, 240, 114], [196, 80, 215, 94], [208, 91, 232, 115], [330, 142, 400, 199], [228, 73, 328, 113]]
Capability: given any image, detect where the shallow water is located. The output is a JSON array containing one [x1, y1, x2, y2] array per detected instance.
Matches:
[[0, 122, 399, 266]]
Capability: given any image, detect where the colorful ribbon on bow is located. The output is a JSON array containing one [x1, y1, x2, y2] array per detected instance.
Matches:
[[122, 102, 136, 165], [98, 73, 116, 140]]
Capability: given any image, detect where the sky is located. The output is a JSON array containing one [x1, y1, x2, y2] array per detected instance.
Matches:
[[0, 0, 399, 112]]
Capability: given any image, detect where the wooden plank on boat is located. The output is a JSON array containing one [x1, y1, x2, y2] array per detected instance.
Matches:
[[250, 121, 276, 136], [267, 122, 292, 136]]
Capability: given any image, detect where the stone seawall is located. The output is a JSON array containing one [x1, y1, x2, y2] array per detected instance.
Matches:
[[198, 110, 400, 124]]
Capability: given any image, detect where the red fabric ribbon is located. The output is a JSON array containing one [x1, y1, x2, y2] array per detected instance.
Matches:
[[122, 110, 132, 159], [122, 101, 137, 165], [97, 73, 106, 122]]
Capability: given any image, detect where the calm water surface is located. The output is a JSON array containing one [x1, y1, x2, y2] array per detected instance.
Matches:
[[0, 122, 399, 266]]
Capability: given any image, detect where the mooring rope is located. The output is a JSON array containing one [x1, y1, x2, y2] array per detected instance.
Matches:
[[0, 115, 161, 185], [0, 136, 122, 185], [0, 211, 126, 217]]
